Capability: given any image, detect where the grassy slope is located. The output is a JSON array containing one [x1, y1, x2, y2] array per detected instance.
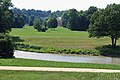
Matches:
[[0, 58, 120, 70], [10, 26, 115, 49], [0, 71, 120, 80]]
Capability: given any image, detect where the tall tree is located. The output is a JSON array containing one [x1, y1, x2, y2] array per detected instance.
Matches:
[[88, 4, 120, 47], [0, 0, 14, 58], [33, 19, 42, 31], [0, 0, 13, 33], [48, 18, 57, 30], [29, 15, 35, 26], [61, 11, 69, 27], [79, 13, 89, 31], [67, 9, 80, 31], [11, 14, 25, 28], [86, 6, 98, 20], [43, 18, 48, 30]]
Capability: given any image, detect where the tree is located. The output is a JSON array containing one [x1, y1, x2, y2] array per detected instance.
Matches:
[[67, 9, 80, 31], [88, 4, 120, 47], [49, 13, 57, 18], [33, 19, 46, 32], [0, 33, 14, 58], [29, 15, 35, 26], [0, 0, 13, 33], [11, 14, 25, 28], [78, 10, 89, 31], [43, 18, 48, 30], [0, 0, 14, 58], [47, 18, 57, 30], [61, 11, 69, 27], [86, 6, 98, 20]]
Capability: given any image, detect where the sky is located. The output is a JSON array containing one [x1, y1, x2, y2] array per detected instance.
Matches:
[[11, 0, 120, 11]]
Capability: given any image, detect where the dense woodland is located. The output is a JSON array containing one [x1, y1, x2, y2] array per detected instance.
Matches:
[[11, 6, 98, 31]]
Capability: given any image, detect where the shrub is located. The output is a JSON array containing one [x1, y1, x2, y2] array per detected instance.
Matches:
[[95, 45, 120, 57], [0, 34, 14, 58], [15, 43, 99, 56]]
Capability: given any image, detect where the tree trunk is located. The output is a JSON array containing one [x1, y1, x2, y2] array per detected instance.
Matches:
[[111, 37, 114, 46], [114, 38, 117, 46], [111, 37, 117, 47]]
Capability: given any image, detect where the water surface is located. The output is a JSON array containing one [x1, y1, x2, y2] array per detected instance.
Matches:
[[14, 50, 120, 65]]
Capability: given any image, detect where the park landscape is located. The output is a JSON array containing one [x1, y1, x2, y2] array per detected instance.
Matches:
[[1, 0, 120, 80]]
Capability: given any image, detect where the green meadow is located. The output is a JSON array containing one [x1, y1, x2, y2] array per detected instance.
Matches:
[[0, 71, 120, 80], [1, 58, 120, 70], [10, 26, 116, 49]]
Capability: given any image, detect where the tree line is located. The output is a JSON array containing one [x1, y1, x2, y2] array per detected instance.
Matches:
[[11, 8, 64, 28], [10, 6, 98, 32], [62, 6, 98, 31]]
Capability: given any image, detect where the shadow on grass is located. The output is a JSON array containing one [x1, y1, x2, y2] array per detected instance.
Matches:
[[11, 36, 24, 42], [0, 56, 15, 59], [95, 45, 120, 57]]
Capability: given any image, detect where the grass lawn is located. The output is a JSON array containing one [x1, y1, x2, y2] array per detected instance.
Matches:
[[0, 70, 120, 80], [0, 58, 120, 70], [10, 26, 117, 49]]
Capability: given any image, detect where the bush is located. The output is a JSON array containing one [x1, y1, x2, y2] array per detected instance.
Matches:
[[95, 45, 120, 57], [15, 43, 99, 56], [0, 34, 14, 58]]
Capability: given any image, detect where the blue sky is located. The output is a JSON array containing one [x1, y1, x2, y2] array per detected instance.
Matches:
[[11, 0, 120, 11]]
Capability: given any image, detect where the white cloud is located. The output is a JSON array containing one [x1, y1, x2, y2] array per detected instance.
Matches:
[[11, 0, 120, 11]]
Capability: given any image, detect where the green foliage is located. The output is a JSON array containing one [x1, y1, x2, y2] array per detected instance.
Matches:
[[11, 8, 64, 27], [15, 43, 99, 56], [11, 14, 25, 28], [47, 17, 58, 30], [49, 13, 57, 18], [0, 33, 14, 58], [86, 6, 98, 20], [29, 15, 35, 26], [33, 19, 46, 32], [61, 12, 69, 27], [96, 45, 120, 57], [88, 4, 120, 47], [43, 18, 48, 30], [0, 0, 14, 58], [0, 0, 13, 33], [61, 7, 97, 31], [67, 9, 80, 31], [79, 12, 89, 31]]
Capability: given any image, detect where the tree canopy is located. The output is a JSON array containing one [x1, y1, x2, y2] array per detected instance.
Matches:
[[47, 18, 58, 30], [0, 0, 14, 58], [67, 9, 80, 31], [61, 7, 97, 31], [0, 0, 13, 33], [88, 4, 120, 47]]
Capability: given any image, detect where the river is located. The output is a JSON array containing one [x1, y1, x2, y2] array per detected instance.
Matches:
[[14, 50, 120, 65]]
